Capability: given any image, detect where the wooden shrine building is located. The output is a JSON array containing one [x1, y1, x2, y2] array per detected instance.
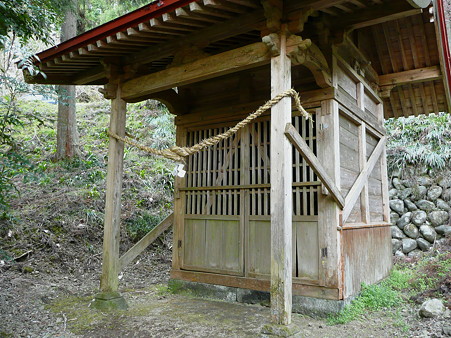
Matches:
[[25, 0, 451, 328]]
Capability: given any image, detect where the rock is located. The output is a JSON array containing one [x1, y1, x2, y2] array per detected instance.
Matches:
[[416, 200, 435, 212], [442, 188, 451, 202], [390, 199, 405, 215], [396, 212, 412, 229], [398, 188, 412, 200], [403, 223, 419, 239], [401, 179, 415, 188], [429, 211, 449, 226], [395, 250, 405, 257], [443, 325, 451, 336], [412, 186, 428, 201], [437, 199, 450, 211], [391, 169, 401, 177], [427, 186, 443, 201], [389, 188, 398, 199], [391, 212, 400, 225], [402, 238, 418, 254], [404, 199, 418, 211], [418, 177, 433, 187], [391, 226, 406, 239], [392, 239, 402, 254], [407, 249, 422, 258], [419, 225, 437, 243], [435, 225, 451, 236], [411, 210, 427, 226], [419, 299, 445, 318], [392, 178, 405, 190], [417, 238, 432, 251], [438, 176, 451, 189]]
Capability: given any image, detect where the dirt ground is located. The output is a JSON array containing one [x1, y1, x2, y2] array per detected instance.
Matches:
[[1, 246, 450, 338]]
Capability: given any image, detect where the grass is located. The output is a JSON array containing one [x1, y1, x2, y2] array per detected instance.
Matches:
[[328, 244, 451, 325]]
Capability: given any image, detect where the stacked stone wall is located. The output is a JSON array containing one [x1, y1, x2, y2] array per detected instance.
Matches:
[[389, 168, 451, 257]]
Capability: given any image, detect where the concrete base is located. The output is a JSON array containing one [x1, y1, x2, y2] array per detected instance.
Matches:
[[168, 279, 351, 317], [261, 323, 301, 337], [92, 291, 128, 311]]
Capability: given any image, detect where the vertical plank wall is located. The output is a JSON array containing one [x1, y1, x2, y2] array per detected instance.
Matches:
[[333, 52, 392, 298]]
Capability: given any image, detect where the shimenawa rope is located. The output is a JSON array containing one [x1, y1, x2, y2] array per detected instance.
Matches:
[[108, 88, 311, 163]]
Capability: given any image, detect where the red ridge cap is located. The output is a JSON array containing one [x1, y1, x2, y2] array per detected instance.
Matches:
[[36, 0, 197, 63]]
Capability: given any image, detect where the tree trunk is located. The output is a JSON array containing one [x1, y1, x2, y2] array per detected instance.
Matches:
[[56, 0, 80, 159]]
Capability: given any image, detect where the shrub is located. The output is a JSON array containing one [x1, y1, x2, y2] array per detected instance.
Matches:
[[385, 113, 451, 172]]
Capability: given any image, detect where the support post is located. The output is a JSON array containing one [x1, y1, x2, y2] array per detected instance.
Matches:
[[93, 83, 128, 310], [269, 29, 293, 326]]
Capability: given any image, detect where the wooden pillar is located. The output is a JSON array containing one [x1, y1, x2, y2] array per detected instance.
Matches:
[[270, 30, 293, 325], [317, 99, 341, 290], [100, 83, 127, 293]]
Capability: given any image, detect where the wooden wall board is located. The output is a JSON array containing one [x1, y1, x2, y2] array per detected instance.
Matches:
[[342, 226, 392, 298]]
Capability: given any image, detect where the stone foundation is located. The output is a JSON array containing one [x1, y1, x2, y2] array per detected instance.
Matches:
[[168, 279, 352, 317]]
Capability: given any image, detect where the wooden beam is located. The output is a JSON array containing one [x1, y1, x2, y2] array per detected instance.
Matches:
[[122, 42, 271, 101], [269, 30, 292, 326], [73, 66, 107, 85], [100, 83, 127, 293], [335, 88, 384, 137], [125, 9, 265, 66], [342, 136, 387, 224], [331, 0, 421, 31], [119, 213, 173, 270], [286, 0, 348, 11], [285, 123, 345, 209], [379, 66, 442, 87]]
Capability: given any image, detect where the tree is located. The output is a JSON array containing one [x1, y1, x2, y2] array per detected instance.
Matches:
[[56, 0, 80, 160], [0, 0, 69, 48]]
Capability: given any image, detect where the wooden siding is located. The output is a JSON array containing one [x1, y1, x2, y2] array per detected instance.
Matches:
[[342, 226, 392, 298]]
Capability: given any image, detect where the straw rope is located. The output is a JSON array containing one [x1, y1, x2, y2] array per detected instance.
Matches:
[[108, 89, 311, 163]]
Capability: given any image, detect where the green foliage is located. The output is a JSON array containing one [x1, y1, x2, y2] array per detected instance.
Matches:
[[329, 249, 451, 325], [80, 0, 153, 30], [328, 277, 403, 325], [385, 113, 451, 172], [406, 251, 451, 294], [0, 39, 52, 218], [125, 211, 164, 243], [0, 0, 71, 47]]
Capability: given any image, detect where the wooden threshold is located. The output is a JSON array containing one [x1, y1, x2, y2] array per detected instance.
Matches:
[[171, 269, 341, 300]]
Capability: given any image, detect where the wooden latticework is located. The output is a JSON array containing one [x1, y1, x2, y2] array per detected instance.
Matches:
[[180, 112, 320, 281], [184, 114, 318, 218]]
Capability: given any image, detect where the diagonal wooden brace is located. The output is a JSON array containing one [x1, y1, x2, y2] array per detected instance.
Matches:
[[285, 123, 345, 209], [341, 136, 387, 223], [119, 213, 174, 270]]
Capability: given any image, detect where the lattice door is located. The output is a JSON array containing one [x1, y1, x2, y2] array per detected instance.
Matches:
[[181, 112, 320, 281]]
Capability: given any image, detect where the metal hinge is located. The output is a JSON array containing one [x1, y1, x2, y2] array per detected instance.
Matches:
[[178, 240, 182, 248], [321, 247, 328, 258]]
